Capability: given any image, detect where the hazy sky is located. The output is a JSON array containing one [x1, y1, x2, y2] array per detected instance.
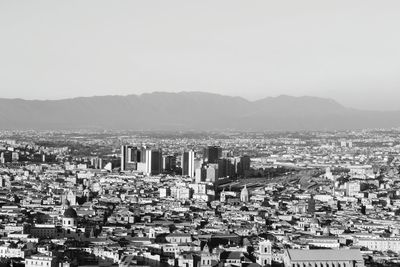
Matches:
[[1, 0, 400, 110]]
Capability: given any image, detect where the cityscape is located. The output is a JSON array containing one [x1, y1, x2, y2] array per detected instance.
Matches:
[[0, 129, 400, 266], [2, 0, 400, 266]]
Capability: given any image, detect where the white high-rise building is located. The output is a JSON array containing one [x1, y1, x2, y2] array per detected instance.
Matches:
[[145, 149, 152, 175], [188, 150, 195, 177], [182, 150, 195, 177]]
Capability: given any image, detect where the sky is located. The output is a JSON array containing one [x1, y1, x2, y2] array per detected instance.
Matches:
[[0, 0, 400, 110]]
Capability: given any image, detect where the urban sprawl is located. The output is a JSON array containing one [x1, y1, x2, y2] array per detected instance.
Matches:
[[0, 130, 400, 267]]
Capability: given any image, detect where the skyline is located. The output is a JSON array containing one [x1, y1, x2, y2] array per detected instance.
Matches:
[[1, 1, 400, 266], [0, 128, 396, 266], [1, 0, 400, 110]]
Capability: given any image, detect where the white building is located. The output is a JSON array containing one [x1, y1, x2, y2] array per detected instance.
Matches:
[[145, 149, 152, 175], [25, 255, 57, 267], [240, 185, 249, 203], [182, 150, 195, 177], [283, 249, 364, 267], [356, 238, 400, 253], [0, 245, 29, 259], [346, 181, 361, 197], [256, 240, 272, 266]]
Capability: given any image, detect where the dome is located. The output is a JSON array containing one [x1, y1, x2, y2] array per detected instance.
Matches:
[[240, 206, 249, 211], [64, 207, 78, 218]]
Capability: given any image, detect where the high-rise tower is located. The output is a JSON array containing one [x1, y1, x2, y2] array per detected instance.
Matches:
[[145, 148, 162, 175], [204, 146, 222, 164], [182, 150, 195, 177], [121, 145, 142, 171]]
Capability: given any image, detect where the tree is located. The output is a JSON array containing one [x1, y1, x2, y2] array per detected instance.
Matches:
[[118, 238, 130, 247], [169, 224, 177, 233], [337, 201, 342, 211]]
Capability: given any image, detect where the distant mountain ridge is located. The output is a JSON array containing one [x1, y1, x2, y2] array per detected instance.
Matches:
[[0, 92, 399, 131]]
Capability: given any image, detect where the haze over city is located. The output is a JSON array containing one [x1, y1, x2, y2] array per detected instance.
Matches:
[[1, 0, 400, 110], [3, 1, 400, 267]]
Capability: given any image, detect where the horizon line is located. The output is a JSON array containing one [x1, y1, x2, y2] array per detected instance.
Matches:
[[0, 90, 341, 103], [2, 91, 396, 112]]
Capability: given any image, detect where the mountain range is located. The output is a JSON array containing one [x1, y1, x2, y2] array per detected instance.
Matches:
[[0, 92, 398, 131]]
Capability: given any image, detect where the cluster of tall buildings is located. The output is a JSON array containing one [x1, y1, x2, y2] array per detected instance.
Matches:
[[90, 157, 103, 169], [121, 145, 251, 180], [121, 145, 198, 177], [340, 140, 353, 148], [120, 145, 163, 175], [195, 146, 251, 183]]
